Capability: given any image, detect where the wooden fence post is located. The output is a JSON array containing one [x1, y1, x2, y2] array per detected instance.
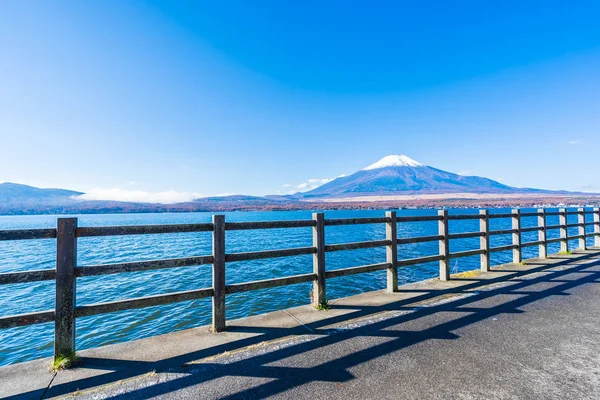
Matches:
[[538, 209, 547, 259], [479, 210, 490, 272], [559, 208, 568, 253], [212, 215, 226, 332], [578, 208, 586, 250], [55, 218, 77, 360], [386, 211, 398, 292], [512, 209, 522, 264], [438, 210, 450, 281], [312, 213, 326, 307], [594, 208, 600, 247]]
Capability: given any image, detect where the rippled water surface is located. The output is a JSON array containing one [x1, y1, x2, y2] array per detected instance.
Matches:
[[0, 208, 592, 366]]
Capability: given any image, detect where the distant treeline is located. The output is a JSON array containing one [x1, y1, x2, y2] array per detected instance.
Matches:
[[2, 195, 600, 216]]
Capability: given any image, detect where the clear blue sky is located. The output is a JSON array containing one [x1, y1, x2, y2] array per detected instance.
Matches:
[[1, 1, 600, 201]]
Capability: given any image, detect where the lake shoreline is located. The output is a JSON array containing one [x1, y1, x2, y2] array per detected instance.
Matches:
[[1, 192, 600, 216]]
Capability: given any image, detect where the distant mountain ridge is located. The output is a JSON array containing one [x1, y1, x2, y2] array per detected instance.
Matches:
[[0, 182, 82, 208], [0, 155, 586, 215], [294, 155, 554, 199]]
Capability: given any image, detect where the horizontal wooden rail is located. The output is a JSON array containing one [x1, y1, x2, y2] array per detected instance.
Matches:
[[545, 224, 564, 230], [225, 247, 316, 262], [489, 228, 518, 236], [545, 211, 563, 216], [448, 214, 484, 220], [397, 215, 443, 222], [397, 235, 444, 245], [75, 287, 214, 318], [77, 223, 213, 237], [225, 273, 316, 294], [547, 237, 565, 244], [0, 228, 57, 241], [225, 220, 315, 230], [0, 310, 55, 329], [448, 232, 484, 240], [489, 213, 514, 219], [397, 254, 445, 266], [0, 269, 56, 285], [449, 249, 485, 259], [325, 262, 392, 279], [325, 240, 390, 252], [490, 244, 519, 253], [521, 240, 544, 248], [520, 212, 543, 217], [76, 256, 214, 277], [324, 217, 389, 226]]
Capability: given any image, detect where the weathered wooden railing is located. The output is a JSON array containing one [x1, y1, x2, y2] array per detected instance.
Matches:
[[1, 207, 599, 361]]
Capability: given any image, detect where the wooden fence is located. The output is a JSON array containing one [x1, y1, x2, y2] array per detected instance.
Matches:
[[1, 207, 599, 361]]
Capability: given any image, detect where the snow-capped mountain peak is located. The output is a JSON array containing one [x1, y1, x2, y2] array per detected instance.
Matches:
[[362, 155, 425, 170], [298, 154, 531, 198]]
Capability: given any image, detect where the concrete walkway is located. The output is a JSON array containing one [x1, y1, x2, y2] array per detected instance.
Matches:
[[1, 250, 599, 399]]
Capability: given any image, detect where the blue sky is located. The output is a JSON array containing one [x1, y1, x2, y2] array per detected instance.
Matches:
[[1, 1, 600, 202]]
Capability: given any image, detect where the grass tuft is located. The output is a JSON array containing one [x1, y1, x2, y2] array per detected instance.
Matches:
[[314, 301, 331, 311], [558, 251, 572, 255], [52, 352, 79, 371]]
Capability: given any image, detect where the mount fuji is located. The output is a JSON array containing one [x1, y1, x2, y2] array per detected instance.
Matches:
[[295, 155, 548, 199]]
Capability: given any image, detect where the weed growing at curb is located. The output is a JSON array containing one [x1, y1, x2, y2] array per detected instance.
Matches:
[[52, 352, 79, 371]]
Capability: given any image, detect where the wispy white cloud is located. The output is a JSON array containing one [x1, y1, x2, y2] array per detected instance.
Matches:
[[281, 178, 334, 194], [457, 170, 472, 176], [568, 139, 583, 145], [75, 188, 202, 204], [296, 178, 334, 191], [576, 185, 600, 193], [213, 192, 236, 197], [283, 173, 349, 194]]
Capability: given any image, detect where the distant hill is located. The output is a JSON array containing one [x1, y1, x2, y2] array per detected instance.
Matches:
[[0, 183, 295, 215], [0, 182, 82, 208], [295, 155, 556, 199]]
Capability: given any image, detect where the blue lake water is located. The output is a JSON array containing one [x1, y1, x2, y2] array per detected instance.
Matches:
[[0, 208, 591, 366]]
